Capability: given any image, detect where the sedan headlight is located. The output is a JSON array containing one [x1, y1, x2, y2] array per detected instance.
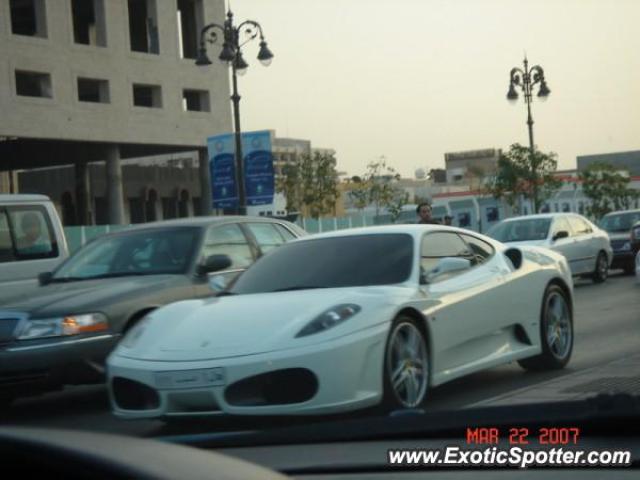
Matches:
[[632, 227, 640, 240], [621, 241, 631, 251], [18, 313, 109, 340], [296, 304, 361, 338]]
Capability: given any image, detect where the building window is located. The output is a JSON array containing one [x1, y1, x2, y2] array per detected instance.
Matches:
[[15, 70, 52, 98], [10, 0, 47, 38], [77, 78, 110, 103], [486, 207, 499, 223], [128, 0, 159, 54], [562, 202, 571, 213], [71, 0, 107, 46], [182, 89, 210, 112], [176, 0, 203, 59], [133, 84, 162, 108]]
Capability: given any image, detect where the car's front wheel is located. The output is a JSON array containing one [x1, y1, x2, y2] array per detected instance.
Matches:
[[382, 316, 429, 410], [592, 251, 609, 283], [519, 284, 573, 371]]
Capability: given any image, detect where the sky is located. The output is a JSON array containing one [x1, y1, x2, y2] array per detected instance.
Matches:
[[225, 0, 640, 178]]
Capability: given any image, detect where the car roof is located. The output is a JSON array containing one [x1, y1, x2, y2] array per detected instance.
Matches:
[[293, 224, 477, 241], [0, 194, 51, 203], [499, 213, 582, 223], [602, 209, 640, 217], [123, 215, 297, 231]]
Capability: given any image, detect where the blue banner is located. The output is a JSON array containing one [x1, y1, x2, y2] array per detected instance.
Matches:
[[207, 134, 237, 209], [242, 131, 275, 206]]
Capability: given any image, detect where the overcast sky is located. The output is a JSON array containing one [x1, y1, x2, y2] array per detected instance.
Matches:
[[224, 0, 640, 178]]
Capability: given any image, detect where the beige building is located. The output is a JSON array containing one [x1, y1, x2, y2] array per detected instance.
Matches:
[[0, 0, 231, 223], [444, 148, 501, 185]]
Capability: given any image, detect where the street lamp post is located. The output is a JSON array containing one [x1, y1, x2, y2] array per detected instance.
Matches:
[[507, 57, 550, 213], [196, 10, 273, 215]]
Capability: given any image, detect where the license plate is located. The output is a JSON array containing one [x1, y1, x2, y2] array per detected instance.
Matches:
[[154, 368, 225, 389]]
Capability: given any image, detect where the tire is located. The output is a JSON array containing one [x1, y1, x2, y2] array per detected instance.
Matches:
[[381, 316, 429, 411], [519, 284, 573, 371], [592, 251, 608, 283]]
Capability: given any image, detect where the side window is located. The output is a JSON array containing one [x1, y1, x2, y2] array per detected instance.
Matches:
[[246, 223, 286, 255], [7, 206, 58, 259], [274, 223, 297, 241], [420, 232, 470, 275], [568, 216, 590, 236], [0, 210, 15, 263], [201, 224, 253, 269], [459, 234, 495, 265], [552, 217, 572, 237]]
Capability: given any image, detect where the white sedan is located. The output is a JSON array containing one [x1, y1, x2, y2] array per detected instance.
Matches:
[[107, 225, 574, 419], [487, 213, 613, 283]]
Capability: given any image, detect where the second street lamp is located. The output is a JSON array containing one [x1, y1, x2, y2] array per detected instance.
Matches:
[[507, 56, 550, 214], [196, 10, 274, 215]]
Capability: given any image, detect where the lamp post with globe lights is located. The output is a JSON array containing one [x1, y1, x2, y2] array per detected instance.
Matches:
[[507, 57, 550, 213], [196, 10, 274, 215]]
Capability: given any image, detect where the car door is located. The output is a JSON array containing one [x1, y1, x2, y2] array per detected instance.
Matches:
[[418, 232, 513, 383], [548, 216, 580, 275], [192, 223, 256, 297], [566, 215, 596, 274]]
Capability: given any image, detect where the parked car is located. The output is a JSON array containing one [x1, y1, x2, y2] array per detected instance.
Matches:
[[486, 213, 612, 283], [0, 216, 305, 404], [107, 225, 574, 419], [0, 194, 68, 302], [599, 209, 640, 274]]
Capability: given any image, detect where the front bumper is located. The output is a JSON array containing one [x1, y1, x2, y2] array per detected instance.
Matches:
[[611, 250, 636, 270], [107, 324, 389, 419], [0, 334, 119, 397]]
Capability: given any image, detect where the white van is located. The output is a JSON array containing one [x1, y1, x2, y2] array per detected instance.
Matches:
[[0, 194, 68, 302]]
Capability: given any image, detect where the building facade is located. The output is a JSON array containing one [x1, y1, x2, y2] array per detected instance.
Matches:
[[1, 0, 231, 223]]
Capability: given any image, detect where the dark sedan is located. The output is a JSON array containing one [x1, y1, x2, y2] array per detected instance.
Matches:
[[0, 216, 305, 404], [600, 209, 640, 274]]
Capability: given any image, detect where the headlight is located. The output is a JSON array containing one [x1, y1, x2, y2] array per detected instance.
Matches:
[[18, 313, 109, 340], [296, 304, 361, 338], [622, 241, 631, 251], [632, 227, 640, 240], [120, 316, 151, 349]]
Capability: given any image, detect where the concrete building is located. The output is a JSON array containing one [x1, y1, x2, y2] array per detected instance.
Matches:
[[444, 148, 501, 185], [577, 150, 640, 175], [0, 0, 231, 223]]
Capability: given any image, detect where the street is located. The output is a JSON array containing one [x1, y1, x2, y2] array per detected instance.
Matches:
[[2, 272, 639, 438]]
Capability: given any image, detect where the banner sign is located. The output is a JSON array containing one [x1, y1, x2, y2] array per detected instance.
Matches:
[[242, 130, 275, 206], [207, 133, 237, 209], [207, 130, 275, 209]]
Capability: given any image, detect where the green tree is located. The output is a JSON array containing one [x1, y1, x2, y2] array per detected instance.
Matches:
[[387, 190, 410, 223], [486, 143, 562, 213], [276, 151, 339, 219], [579, 162, 639, 220], [364, 157, 402, 217], [347, 176, 370, 212]]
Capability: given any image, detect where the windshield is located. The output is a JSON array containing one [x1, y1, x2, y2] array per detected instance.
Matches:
[[600, 212, 640, 233], [486, 218, 552, 242], [231, 233, 414, 294], [53, 227, 200, 280]]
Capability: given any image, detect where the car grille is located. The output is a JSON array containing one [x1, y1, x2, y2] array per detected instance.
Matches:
[[610, 239, 629, 251]]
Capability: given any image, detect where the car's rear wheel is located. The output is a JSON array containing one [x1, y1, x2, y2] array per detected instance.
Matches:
[[382, 316, 429, 410], [592, 251, 608, 283], [519, 284, 573, 371]]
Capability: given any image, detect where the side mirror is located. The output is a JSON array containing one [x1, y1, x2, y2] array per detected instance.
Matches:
[[552, 231, 569, 242], [208, 274, 229, 293], [38, 272, 53, 286], [197, 254, 232, 276], [425, 257, 471, 283]]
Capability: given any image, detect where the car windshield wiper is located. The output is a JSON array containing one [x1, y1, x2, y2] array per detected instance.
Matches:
[[51, 272, 177, 282], [272, 285, 330, 292]]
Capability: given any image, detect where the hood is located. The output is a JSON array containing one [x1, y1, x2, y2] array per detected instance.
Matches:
[[0, 275, 182, 317], [118, 286, 412, 362]]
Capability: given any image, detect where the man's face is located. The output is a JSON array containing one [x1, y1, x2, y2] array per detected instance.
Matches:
[[419, 206, 432, 221]]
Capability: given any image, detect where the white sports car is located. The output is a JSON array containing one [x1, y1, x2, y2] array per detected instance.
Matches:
[[107, 225, 574, 419]]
